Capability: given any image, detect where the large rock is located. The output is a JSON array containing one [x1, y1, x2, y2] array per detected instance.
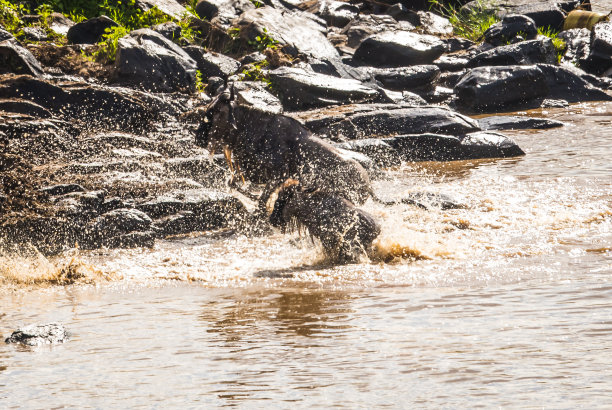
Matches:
[[135, 0, 188, 19], [483, 14, 537, 46], [232, 81, 283, 114], [294, 104, 480, 139], [0, 75, 160, 131], [478, 115, 564, 130], [115, 28, 197, 93], [459, 131, 525, 159], [353, 31, 445, 67], [340, 14, 415, 49], [234, 7, 339, 61], [67, 16, 118, 44], [0, 40, 44, 77], [369, 65, 440, 92], [537, 64, 612, 102], [196, 0, 255, 27], [416, 11, 454, 36], [559, 28, 591, 67], [454, 65, 549, 112], [315, 1, 360, 28], [183, 46, 240, 79], [268, 67, 379, 110], [0, 26, 13, 41], [586, 22, 612, 75], [5, 323, 69, 346], [468, 39, 557, 67]]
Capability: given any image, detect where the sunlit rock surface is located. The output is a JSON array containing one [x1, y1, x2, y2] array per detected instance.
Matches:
[[5, 323, 69, 346]]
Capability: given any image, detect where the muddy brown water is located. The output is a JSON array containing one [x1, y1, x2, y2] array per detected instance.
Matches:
[[1, 101, 611, 407]]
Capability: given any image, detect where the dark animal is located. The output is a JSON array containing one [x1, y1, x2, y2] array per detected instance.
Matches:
[[196, 87, 380, 262]]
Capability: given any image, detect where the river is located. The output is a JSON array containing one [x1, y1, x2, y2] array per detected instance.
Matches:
[[1, 101, 611, 407]]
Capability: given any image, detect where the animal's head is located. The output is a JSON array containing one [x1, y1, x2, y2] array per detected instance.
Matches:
[[195, 85, 238, 152]]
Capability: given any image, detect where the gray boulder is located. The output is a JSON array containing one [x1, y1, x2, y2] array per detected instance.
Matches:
[[586, 22, 612, 75], [341, 14, 415, 49], [559, 28, 590, 67], [5, 323, 69, 346], [460, 131, 525, 159], [135, 0, 188, 19], [151, 21, 182, 41], [468, 38, 557, 67], [416, 11, 454, 36], [268, 67, 379, 110], [115, 28, 197, 93], [353, 31, 446, 67], [184, 46, 240, 79], [234, 7, 339, 61], [49, 13, 74, 37], [336, 138, 401, 167], [0, 40, 44, 77], [67, 16, 118, 44], [369, 65, 440, 92], [484, 14, 537, 46], [232, 81, 283, 114], [454, 65, 549, 112], [0, 25, 13, 41], [196, 0, 255, 27], [537, 64, 612, 102], [316, 1, 360, 28], [296, 105, 480, 139]]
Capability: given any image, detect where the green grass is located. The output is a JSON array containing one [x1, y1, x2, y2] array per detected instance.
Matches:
[[537, 26, 567, 63], [428, 0, 499, 42]]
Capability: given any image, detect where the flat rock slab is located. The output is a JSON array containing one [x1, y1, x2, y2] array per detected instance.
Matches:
[[116, 28, 197, 93], [268, 67, 379, 111], [369, 65, 440, 92], [353, 31, 445, 67], [5, 323, 69, 346], [234, 7, 339, 61], [294, 104, 480, 140], [478, 115, 564, 130], [468, 39, 557, 67], [184, 46, 240, 79]]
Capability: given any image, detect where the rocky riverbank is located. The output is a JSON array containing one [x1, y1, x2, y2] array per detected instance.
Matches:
[[0, 0, 610, 261]]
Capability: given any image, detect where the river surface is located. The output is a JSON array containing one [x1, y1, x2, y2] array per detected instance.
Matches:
[[1, 101, 611, 408]]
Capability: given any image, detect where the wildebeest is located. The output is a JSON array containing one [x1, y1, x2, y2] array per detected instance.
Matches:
[[196, 86, 380, 262]]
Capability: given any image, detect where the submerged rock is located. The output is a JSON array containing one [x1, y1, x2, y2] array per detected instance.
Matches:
[[115, 29, 197, 93], [268, 67, 379, 110], [478, 115, 564, 130], [5, 323, 69, 346], [353, 31, 445, 67]]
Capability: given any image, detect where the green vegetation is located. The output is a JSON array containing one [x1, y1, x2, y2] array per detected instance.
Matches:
[[428, 0, 498, 41], [92, 25, 128, 62], [240, 60, 270, 84], [248, 27, 278, 51], [195, 69, 206, 92], [0, 0, 29, 35], [537, 26, 567, 63]]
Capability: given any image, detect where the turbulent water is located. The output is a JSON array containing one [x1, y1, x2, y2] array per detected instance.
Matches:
[[1, 102, 611, 407]]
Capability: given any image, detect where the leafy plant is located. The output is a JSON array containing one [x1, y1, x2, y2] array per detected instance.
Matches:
[[0, 0, 29, 34], [249, 0, 264, 8], [537, 26, 567, 63], [93, 25, 128, 63], [240, 59, 270, 84], [195, 69, 206, 92], [428, 0, 498, 42], [248, 27, 278, 51]]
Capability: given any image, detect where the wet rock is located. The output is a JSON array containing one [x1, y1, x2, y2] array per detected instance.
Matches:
[[416, 11, 454, 36], [151, 21, 182, 41], [454, 65, 548, 112], [375, 88, 428, 105], [336, 139, 401, 167], [434, 55, 470, 72], [443, 38, 476, 53], [478, 115, 564, 130], [183, 46, 240, 79], [511, 3, 566, 29], [135, 0, 188, 20], [102, 230, 156, 248], [67, 16, 118, 45], [316, 1, 360, 28], [383, 133, 463, 161], [87, 209, 153, 247], [0, 40, 44, 77], [353, 31, 445, 67], [484, 14, 537, 46], [341, 14, 415, 49], [5, 323, 69, 346], [460, 131, 525, 159], [139, 189, 245, 219], [41, 184, 86, 196], [399, 192, 465, 210], [49, 13, 74, 37], [585, 22, 612, 75], [196, 0, 255, 27], [541, 98, 569, 107], [537, 64, 612, 102], [268, 67, 379, 110], [232, 81, 283, 114], [22, 27, 48, 42], [468, 39, 557, 67], [116, 28, 197, 93], [0, 216, 78, 255], [386, 4, 419, 24], [195, 0, 220, 20], [559, 28, 590, 66], [0, 26, 13, 41], [235, 7, 339, 61], [0, 99, 52, 118], [0, 75, 159, 131], [370, 65, 440, 92], [296, 105, 480, 140]]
